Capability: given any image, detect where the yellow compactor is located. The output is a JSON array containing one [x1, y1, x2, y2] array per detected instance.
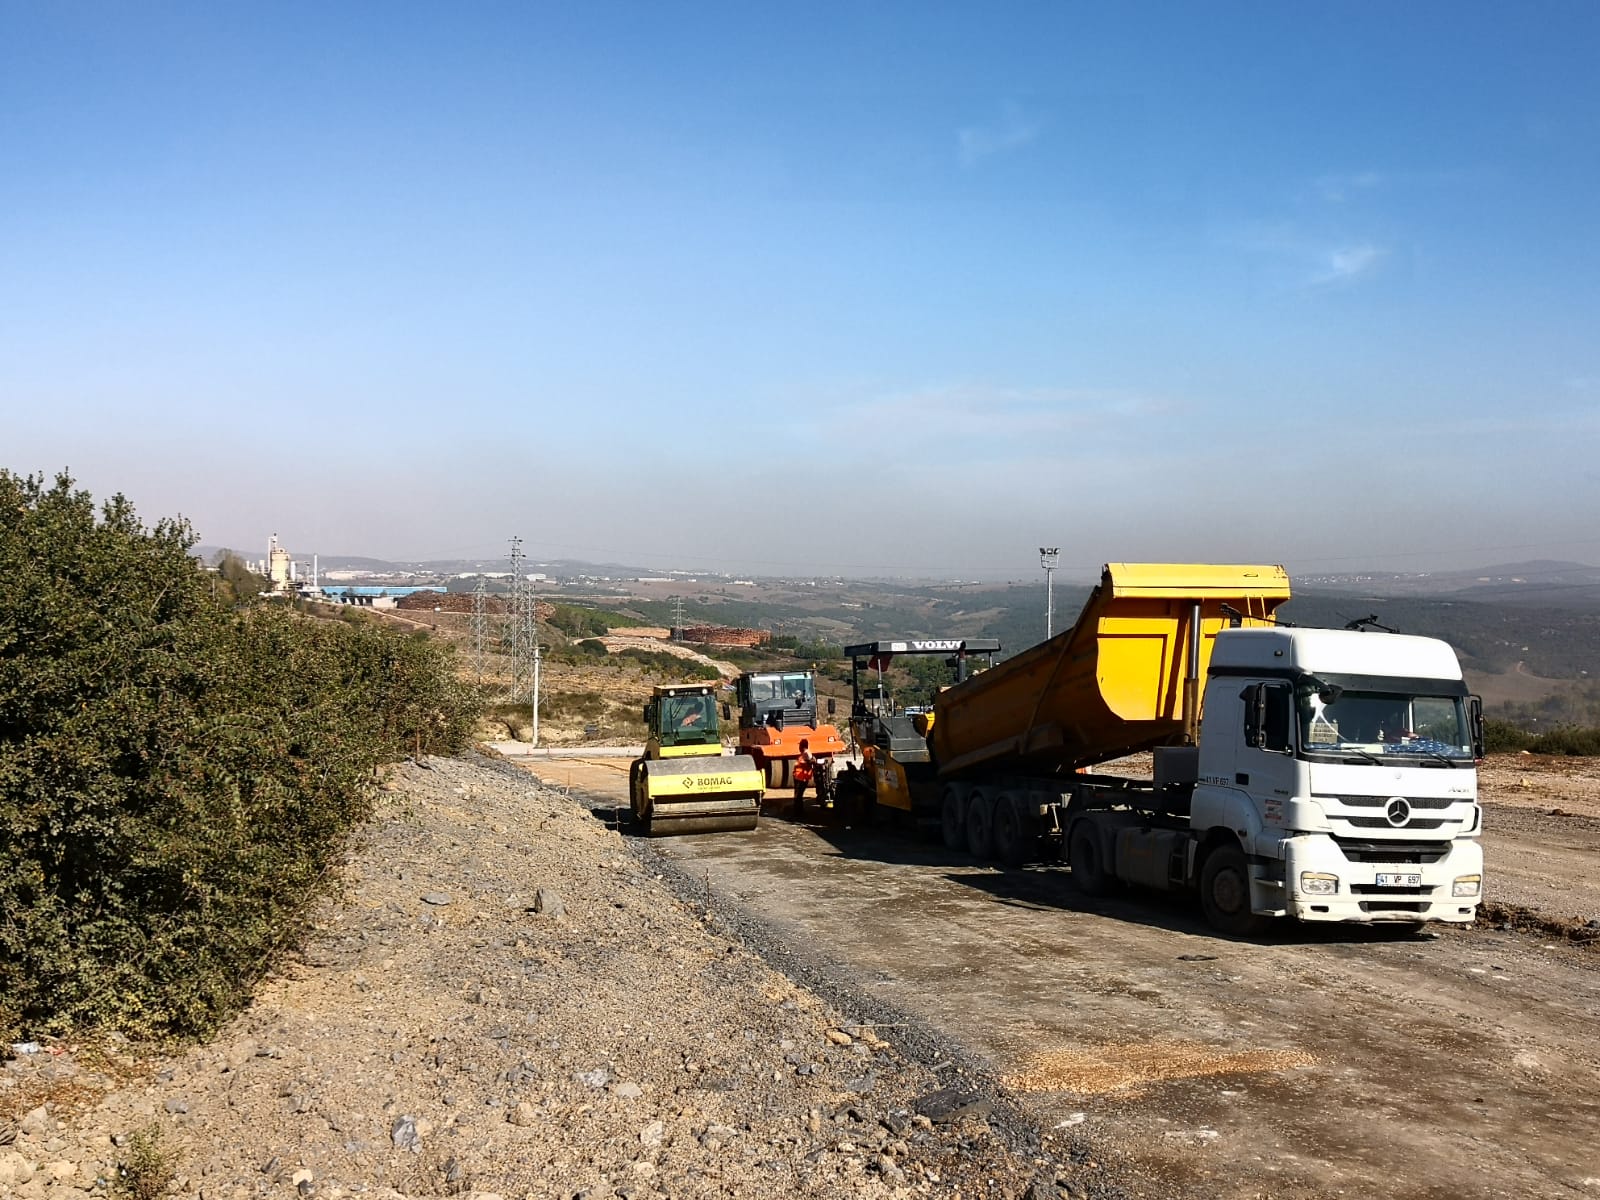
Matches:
[[628, 683, 764, 836]]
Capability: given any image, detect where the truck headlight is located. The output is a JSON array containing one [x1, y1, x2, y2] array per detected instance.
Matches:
[[1299, 872, 1339, 896], [1452, 875, 1481, 898]]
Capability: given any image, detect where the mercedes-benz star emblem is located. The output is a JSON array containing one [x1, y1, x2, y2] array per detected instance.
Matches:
[[1385, 797, 1412, 827]]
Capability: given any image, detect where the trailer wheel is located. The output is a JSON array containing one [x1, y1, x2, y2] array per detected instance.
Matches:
[[1199, 843, 1271, 936], [992, 792, 1029, 869], [965, 789, 995, 861], [1068, 822, 1115, 896], [940, 784, 966, 850]]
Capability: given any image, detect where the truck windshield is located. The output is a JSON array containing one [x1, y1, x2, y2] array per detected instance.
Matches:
[[750, 673, 815, 706], [1297, 685, 1473, 761]]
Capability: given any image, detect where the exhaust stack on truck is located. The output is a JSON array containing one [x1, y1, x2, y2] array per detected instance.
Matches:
[[849, 563, 1485, 934]]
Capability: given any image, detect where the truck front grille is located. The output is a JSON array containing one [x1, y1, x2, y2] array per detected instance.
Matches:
[[1333, 841, 1451, 864], [1345, 816, 1450, 830], [1319, 794, 1454, 810], [1351, 884, 1439, 896]]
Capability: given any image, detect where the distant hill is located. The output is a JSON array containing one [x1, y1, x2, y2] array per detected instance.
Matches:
[[1297, 560, 1600, 608], [188, 544, 1600, 693]]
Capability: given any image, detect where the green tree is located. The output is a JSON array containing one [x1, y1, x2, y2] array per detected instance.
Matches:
[[0, 471, 480, 1041], [903, 655, 956, 702], [212, 550, 266, 602]]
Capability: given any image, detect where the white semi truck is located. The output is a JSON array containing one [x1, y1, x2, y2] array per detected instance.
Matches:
[[854, 564, 1485, 934]]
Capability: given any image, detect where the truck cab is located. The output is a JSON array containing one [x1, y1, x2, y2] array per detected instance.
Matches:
[[1192, 628, 1484, 926]]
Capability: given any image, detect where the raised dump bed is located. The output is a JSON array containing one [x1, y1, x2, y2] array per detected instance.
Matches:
[[931, 563, 1291, 775]]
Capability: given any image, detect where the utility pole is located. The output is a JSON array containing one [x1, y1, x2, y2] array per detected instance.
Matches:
[[1040, 547, 1060, 640], [508, 538, 530, 708], [531, 639, 542, 748], [508, 537, 542, 744], [470, 572, 488, 687]]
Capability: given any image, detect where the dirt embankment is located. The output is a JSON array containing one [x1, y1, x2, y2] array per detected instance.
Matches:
[[593, 638, 738, 679], [0, 757, 1098, 1200]]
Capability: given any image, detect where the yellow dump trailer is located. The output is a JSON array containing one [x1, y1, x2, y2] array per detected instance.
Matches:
[[931, 563, 1290, 776]]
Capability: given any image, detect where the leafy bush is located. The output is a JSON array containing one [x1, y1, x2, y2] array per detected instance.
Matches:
[[788, 638, 844, 661], [540, 690, 608, 722], [1529, 726, 1600, 756], [1482, 718, 1533, 754], [574, 638, 609, 657], [618, 647, 720, 681], [115, 1126, 176, 1200], [546, 604, 634, 638], [211, 550, 265, 603], [1481, 717, 1600, 756], [0, 471, 481, 1041]]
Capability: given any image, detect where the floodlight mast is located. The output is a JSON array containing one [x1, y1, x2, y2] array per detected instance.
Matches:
[[1039, 547, 1061, 639]]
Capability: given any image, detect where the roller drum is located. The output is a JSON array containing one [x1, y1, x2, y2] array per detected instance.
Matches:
[[633, 753, 763, 837]]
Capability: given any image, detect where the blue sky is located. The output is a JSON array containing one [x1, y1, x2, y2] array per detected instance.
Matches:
[[3, 2, 1598, 578]]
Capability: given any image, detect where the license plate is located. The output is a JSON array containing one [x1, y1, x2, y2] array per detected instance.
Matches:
[[1375, 872, 1421, 888]]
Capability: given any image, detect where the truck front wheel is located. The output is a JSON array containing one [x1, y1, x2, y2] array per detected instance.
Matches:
[[940, 785, 966, 851], [1199, 844, 1271, 937], [1068, 823, 1115, 896], [992, 792, 1029, 869], [965, 790, 995, 860]]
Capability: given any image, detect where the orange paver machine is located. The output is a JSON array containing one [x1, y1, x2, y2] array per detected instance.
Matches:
[[734, 669, 847, 789]]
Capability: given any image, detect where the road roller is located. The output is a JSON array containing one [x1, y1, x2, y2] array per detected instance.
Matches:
[[628, 683, 763, 836]]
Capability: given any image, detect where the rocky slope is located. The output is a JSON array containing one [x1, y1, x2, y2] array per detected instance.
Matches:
[[1, 755, 1099, 1200]]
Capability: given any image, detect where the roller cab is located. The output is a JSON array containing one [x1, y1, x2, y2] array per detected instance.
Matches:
[[734, 669, 847, 789]]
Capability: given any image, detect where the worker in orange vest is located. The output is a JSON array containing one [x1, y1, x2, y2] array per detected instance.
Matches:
[[791, 739, 815, 820]]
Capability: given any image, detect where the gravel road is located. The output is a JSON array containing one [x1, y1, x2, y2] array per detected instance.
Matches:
[[0, 755, 1102, 1200], [526, 754, 1600, 1200]]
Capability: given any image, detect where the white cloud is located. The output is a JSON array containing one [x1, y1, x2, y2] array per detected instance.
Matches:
[[1220, 223, 1388, 288], [956, 103, 1041, 167], [844, 383, 1170, 439], [1314, 171, 1384, 203], [1309, 243, 1386, 286]]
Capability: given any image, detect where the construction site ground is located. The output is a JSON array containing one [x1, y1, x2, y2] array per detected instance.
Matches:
[[0, 757, 1082, 1200], [518, 752, 1600, 1200]]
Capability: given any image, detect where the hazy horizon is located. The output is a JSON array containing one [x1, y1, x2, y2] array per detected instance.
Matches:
[[6, 4, 1599, 578], [186, 537, 1599, 590]]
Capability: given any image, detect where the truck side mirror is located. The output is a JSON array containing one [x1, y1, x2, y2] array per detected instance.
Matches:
[[642, 704, 651, 725], [1469, 694, 1485, 760], [827, 697, 836, 716], [722, 702, 731, 721]]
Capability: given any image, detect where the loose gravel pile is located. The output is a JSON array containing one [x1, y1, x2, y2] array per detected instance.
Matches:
[[1, 755, 1098, 1200]]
